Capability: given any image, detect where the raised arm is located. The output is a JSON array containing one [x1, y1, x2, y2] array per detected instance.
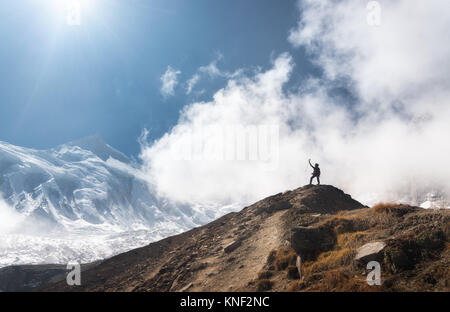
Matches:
[[309, 159, 314, 168]]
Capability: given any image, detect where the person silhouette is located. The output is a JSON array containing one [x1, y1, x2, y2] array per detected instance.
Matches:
[[309, 159, 320, 185]]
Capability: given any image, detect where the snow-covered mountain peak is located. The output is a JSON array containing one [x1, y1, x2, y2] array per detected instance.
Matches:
[[58, 134, 130, 164], [0, 138, 240, 268]]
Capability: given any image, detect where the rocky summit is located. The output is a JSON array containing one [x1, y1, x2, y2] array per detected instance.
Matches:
[[2, 184, 448, 292]]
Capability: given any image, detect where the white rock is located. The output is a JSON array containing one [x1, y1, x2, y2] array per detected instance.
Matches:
[[355, 241, 386, 262]]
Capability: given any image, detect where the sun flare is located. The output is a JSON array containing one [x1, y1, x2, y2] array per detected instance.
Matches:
[[42, 0, 96, 25]]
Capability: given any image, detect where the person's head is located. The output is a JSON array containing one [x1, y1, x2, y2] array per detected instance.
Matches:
[[315, 163, 319, 168]]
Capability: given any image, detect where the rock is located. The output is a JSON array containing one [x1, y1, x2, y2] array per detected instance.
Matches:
[[191, 262, 208, 272], [355, 242, 386, 263], [385, 248, 411, 272], [290, 226, 335, 257], [383, 240, 418, 272], [179, 282, 194, 292], [256, 192, 293, 214], [270, 200, 292, 211], [291, 185, 366, 213], [224, 240, 242, 253], [176, 259, 190, 269]]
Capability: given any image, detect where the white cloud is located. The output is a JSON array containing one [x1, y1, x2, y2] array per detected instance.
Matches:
[[160, 66, 181, 97], [289, 0, 450, 108], [186, 73, 200, 95], [0, 197, 24, 234], [198, 52, 226, 77], [142, 54, 295, 205], [185, 54, 240, 95], [141, 0, 450, 208], [285, 0, 450, 200], [198, 61, 223, 78]]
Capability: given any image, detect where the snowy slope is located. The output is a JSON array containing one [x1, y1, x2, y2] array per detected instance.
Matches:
[[419, 191, 450, 209], [0, 137, 238, 267]]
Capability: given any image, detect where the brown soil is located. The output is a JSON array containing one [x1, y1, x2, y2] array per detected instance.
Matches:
[[32, 184, 450, 292]]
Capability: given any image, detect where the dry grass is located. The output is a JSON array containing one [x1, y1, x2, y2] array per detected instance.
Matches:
[[302, 248, 355, 276], [274, 248, 297, 271], [318, 214, 357, 235], [287, 268, 384, 292], [432, 264, 448, 277], [286, 265, 300, 279], [283, 201, 449, 292], [415, 230, 445, 250], [256, 279, 273, 291], [337, 231, 368, 249], [297, 219, 369, 283], [257, 270, 273, 280], [372, 203, 415, 216], [302, 228, 370, 275], [317, 270, 349, 291], [372, 202, 398, 213], [370, 203, 414, 226], [265, 249, 277, 270], [318, 214, 348, 227], [286, 280, 305, 291], [444, 221, 450, 240], [309, 270, 382, 292]]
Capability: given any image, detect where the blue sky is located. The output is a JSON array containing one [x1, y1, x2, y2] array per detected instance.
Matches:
[[0, 0, 318, 156], [2, 0, 449, 205]]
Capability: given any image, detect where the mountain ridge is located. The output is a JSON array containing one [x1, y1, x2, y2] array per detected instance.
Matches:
[[61, 134, 131, 164], [1, 137, 449, 291], [33, 184, 449, 292]]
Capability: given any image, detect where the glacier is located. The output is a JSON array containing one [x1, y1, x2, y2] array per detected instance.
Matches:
[[0, 135, 239, 268]]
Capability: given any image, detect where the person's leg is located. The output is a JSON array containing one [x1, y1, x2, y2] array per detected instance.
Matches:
[[317, 176, 320, 185], [309, 176, 313, 185]]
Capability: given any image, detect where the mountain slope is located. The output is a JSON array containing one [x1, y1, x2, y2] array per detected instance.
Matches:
[[36, 184, 448, 292], [0, 137, 238, 268], [1, 138, 447, 269], [62, 135, 130, 164], [0, 136, 180, 231]]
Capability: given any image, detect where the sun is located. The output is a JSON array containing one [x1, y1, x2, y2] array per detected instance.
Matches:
[[43, 0, 96, 25]]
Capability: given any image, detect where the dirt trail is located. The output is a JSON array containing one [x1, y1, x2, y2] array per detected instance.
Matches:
[[191, 210, 286, 291]]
